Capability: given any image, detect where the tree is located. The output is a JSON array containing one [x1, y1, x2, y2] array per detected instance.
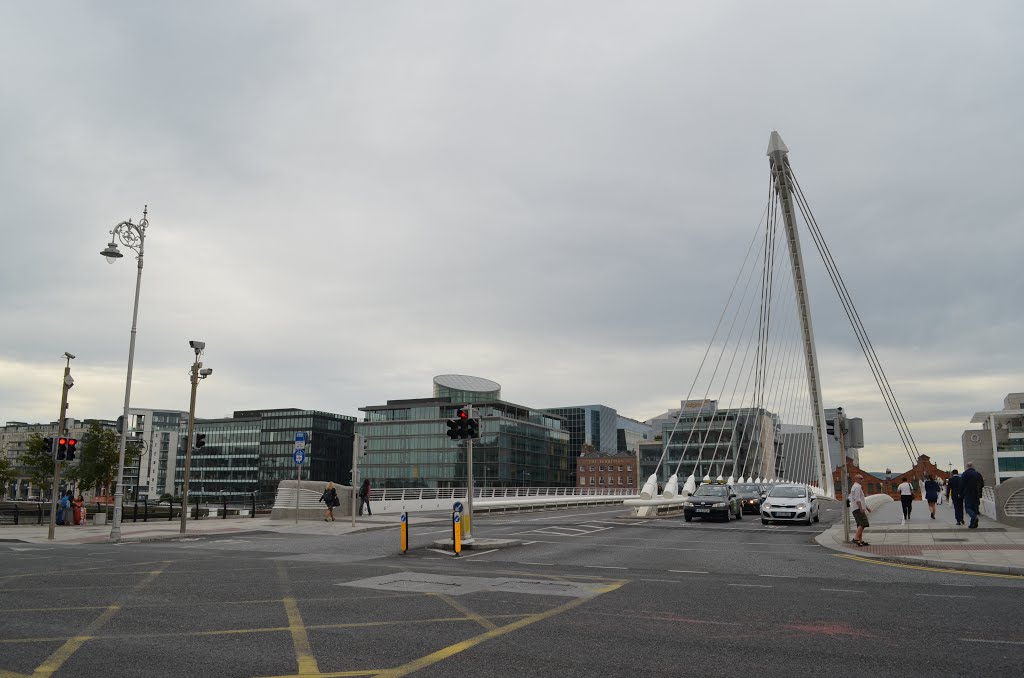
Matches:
[[65, 421, 137, 495], [0, 453, 17, 499], [19, 434, 56, 498]]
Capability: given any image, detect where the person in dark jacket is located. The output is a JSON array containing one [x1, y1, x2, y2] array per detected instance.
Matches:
[[319, 482, 339, 522], [924, 475, 941, 519], [960, 462, 984, 529], [358, 479, 372, 516], [947, 470, 964, 525]]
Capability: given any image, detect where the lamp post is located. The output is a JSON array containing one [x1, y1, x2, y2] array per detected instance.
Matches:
[[101, 207, 149, 541]]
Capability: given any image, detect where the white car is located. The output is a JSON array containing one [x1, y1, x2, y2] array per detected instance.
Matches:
[[761, 484, 819, 526]]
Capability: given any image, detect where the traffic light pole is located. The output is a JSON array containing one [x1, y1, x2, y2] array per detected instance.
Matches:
[[47, 355, 73, 541], [839, 412, 851, 544], [464, 406, 474, 544], [179, 359, 200, 534]]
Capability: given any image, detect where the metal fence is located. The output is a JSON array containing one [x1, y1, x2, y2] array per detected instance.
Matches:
[[0, 492, 278, 526]]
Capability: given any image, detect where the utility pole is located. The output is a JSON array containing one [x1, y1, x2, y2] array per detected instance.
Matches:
[[464, 405, 475, 544], [837, 408, 850, 544], [47, 352, 75, 541], [351, 433, 363, 528], [180, 359, 199, 534]]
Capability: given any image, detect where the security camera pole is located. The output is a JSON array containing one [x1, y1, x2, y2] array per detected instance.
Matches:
[[47, 352, 74, 541], [180, 342, 212, 534]]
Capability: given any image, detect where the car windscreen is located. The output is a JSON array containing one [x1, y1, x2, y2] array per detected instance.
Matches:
[[768, 486, 807, 499], [693, 485, 728, 497], [734, 485, 761, 496]]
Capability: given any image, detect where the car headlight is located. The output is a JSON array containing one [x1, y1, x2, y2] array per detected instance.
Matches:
[[682, 501, 693, 507], [761, 503, 771, 509], [713, 502, 727, 508], [796, 503, 806, 510]]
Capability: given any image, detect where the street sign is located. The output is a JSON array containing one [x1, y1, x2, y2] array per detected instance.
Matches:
[[294, 431, 307, 449], [453, 501, 464, 513], [294, 449, 305, 465]]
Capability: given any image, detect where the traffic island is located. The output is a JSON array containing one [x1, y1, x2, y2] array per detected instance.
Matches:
[[431, 537, 522, 550]]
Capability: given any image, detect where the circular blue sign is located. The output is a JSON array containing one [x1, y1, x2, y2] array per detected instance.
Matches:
[[453, 501, 464, 513], [293, 449, 305, 465]]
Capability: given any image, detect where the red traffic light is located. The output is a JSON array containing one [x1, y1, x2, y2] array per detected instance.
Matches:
[[67, 438, 77, 447], [458, 409, 469, 419], [59, 437, 68, 446]]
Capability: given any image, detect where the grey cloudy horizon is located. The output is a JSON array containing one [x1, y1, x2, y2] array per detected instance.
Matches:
[[2, 1, 1021, 475]]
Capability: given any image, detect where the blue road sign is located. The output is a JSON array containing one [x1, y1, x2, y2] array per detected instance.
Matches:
[[454, 513, 461, 523], [400, 513, 407, 523], [294, 449, 305, 465], [453, 501, 464, 513], [294, 431, 307, 449]]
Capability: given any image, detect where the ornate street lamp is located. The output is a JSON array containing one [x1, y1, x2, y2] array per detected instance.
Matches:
[[101, 206, 149, 541]]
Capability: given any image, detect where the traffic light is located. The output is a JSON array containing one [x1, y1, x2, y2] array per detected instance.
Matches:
[[195, 433, 207, 449], [466, 418, 479, 439], [56, 437, 68, 460], [446, 408, 474, 440], [446, 419, 461, 440], [66, 438, 77, 461], [43, 437, 54, 457], [826, 418, 836, 439]]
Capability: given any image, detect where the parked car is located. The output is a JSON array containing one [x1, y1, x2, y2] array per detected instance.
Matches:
[[761, 484, 819, 525], [683, 483, 742, 522], [733, 483, 766, 514]]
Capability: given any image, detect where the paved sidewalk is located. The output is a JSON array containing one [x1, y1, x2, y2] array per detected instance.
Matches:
[[0, 513, 449, 545], [815, 496, 1024, 575]]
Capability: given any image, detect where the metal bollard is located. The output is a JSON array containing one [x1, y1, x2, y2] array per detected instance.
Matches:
[[222, 496, 227, 519], [194, 496, 201, 520], [168, 499, 174, 521], [14, 503, 19, 525], [133, 499, 138, 523], [251, 494, 256, 518], [143, 500, 148, 523], [38, 503, 43, 525]]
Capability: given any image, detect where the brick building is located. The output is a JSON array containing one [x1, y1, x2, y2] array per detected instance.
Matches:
[[576, 449, 638, 490], [833, 454, 950, 500]]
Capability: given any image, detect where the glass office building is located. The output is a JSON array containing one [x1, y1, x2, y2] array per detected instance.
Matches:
[[173, 408, 356, 501], [357, 376, 571, 488]]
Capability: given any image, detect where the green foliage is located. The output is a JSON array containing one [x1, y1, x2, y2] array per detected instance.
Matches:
[[0, 454, 17, 498], [19, 434, 56, 495], [65, 421, 135, 494]]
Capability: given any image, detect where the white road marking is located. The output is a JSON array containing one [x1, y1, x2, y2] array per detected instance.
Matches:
[[960, 638, 1024, 646], [457, 549, 498, 559], [821, 588, 864, 593], [641, 578, 681, 583], [759, 574, 797, 578], [426, 548, 459, 557], [584, 565, 628, 570], [669, 570, 709, 574], [520, 562, 554, 566], [916, 593, 972, 599], [728, 583, 772, 588]]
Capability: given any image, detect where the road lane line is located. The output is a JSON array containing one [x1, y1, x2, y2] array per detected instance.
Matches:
[[833, 553, 1024, 579], [960, 638, 1024, 646], [584, 565, 628, 570], [640, 579, 681, 583], [520, 562, 554, 566], [727, 583, 772, 588], [432, 594, 498, 630], [915, 593, 972, 599], [758, 574, 797, 578], [282, 597, 320, 676], [456, 549, 498, 559], [668, 570, 709, 574], [821, 588, 863, 593]]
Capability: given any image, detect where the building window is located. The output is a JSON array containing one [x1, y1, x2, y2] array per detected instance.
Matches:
[[618, 465, 623, 471], [618, 477, 623, 485], [599, 466, 604, 472], [627, 465, 632, 471], [589, 465, 595, 472], [599, 477, 604, 484]]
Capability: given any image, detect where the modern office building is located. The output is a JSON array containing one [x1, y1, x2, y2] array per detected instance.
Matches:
[[616, 415, 652, 455], [963, 392, 1024, 485], [639, 400, 778, 484], [119, 408, 189, 500], [173, 408, 356, 502], [356, 375, 570, 488]]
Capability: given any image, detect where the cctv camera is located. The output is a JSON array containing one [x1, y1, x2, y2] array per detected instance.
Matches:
[[199, 368, 213, 377], [63, 352, 76, 360], [189, 340, 206, 352]]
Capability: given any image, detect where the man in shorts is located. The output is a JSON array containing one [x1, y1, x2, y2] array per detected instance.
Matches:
[[849, 473, 872, 546]]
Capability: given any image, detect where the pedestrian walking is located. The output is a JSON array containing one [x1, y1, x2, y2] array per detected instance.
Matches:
[[961, 462, 984, 529], [947, 469, 965, 525], [924, 474, 940, 519], [849, 473, 871, 547], [896, 477, 915, 524], [319, 482, 339, 522], [72, 494, 85, 526], [358, 479, 372, 516], [57, 490, 72, 526]]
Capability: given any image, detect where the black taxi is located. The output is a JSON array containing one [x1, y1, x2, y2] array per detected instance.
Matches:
[[682, 483, 743, 522]]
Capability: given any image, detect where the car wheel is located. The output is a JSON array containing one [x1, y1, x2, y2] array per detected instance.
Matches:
[[761, 518, 769, 525], [684, 516, 692, 522], [813, 512, 820, 523]]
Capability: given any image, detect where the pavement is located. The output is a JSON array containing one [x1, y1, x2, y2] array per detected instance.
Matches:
[[815, 495, 1024, 575], [0, 512, 444, 545]]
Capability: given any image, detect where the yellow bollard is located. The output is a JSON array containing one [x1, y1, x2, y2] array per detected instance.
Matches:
[[453, 511, 461, 555], [400, 511, 408, 554]]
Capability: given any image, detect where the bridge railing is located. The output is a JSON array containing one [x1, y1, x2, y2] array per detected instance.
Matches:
[[981, 486, 997, 520]]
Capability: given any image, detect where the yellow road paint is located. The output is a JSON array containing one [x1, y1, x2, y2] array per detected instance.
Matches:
[[834, 553, 1024, 579], [283, 597, 320, 676], [375, 581, 626, 678], [27, 605, 120, 677], [430, 594, 498, 631]]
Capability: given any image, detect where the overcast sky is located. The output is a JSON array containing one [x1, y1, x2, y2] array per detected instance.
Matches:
[[2, 1, 1021, 475]]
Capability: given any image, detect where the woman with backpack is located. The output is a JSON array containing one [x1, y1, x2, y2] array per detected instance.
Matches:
[[319, 482, 339, 522]]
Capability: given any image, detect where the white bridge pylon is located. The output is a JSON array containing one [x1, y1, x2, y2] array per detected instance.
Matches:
[[631, 131, 841, 516]]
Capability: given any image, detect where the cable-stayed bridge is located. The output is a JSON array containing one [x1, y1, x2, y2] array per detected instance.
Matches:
[[637, 131, 920, 506]]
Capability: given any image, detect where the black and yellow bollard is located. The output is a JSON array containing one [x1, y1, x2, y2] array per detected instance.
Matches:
[[452, 511, 462, 556], [400, 511, 409, 554]]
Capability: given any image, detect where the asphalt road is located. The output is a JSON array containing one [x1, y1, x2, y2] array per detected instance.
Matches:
[[2, 503, 1022, 678]]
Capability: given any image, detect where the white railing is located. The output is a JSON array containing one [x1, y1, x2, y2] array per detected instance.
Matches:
[[980, 486, 997, 520], [369, 487, 637, 515]]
